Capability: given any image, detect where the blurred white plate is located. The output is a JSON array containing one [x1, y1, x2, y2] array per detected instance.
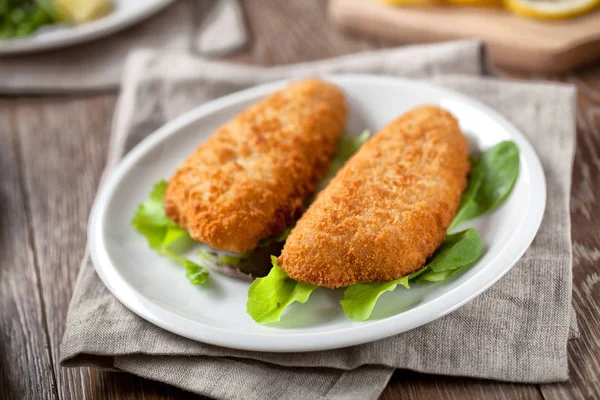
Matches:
[[89, 75, 546, 352], [0, 0, 172, 55]]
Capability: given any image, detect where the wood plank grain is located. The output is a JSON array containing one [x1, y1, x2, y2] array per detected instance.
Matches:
[[0, 101, 57, 399], [382, 371, 542, 400], [11, 95, 205, 400], [11, 95, 114, 400]]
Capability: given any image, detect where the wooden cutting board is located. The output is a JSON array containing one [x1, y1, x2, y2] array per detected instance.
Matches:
[[329, 0, 600, 72]]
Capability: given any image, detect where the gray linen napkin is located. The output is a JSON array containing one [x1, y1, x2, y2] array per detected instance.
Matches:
[[60, 40, 578, 400], [0, 0, 247, 94]]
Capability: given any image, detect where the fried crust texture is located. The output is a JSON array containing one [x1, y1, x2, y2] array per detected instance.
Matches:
[[164, 79, 347, 253], [279, 106, 470, 288]]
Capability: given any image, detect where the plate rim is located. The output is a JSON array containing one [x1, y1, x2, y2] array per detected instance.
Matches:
[[0, 0, 173, 55], [88, 74, 547, 352]]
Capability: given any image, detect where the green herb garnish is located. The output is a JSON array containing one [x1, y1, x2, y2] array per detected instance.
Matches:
[[0, 0, 62, 39], [341, 228, 483, 322], [132, 181, 208, 285], [449, 141, 520, 231], [246, 256, 317, 323]]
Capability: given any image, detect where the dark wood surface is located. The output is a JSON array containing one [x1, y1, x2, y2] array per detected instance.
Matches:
[[1, 1, 598, 399]]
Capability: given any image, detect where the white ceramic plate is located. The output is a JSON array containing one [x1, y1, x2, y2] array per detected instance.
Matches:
[[0, 0, 172, 55], [89, 75, 546, 353]]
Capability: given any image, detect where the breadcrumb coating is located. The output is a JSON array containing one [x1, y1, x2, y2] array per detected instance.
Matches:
[[279, 106, 470, 288], [164, 79, 347, 254]]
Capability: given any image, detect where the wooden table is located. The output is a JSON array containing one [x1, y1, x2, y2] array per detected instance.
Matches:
[[1, 1, 598, 399]]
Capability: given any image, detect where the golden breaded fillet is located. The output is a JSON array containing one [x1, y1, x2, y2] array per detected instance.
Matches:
[[164, 79, 347, 254], [279, 106, 470, 288]]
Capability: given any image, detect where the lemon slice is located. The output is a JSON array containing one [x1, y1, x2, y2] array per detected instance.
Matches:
[[55, 0, 113, 23], [505, 0, 599, 19]]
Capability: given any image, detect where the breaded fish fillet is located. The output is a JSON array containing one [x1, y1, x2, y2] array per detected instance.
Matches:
[[164, 79, 347, 254], [279, 106, 470, 288]]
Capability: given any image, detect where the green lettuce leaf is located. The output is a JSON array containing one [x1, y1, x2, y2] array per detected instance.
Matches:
[[341, 228, 484, 321], [340, 276, 410, 322], [132, 181, 208, 285], [449, 141, 520, 231], [246, 256, 317, 323], [424, 228, 484, 273]]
